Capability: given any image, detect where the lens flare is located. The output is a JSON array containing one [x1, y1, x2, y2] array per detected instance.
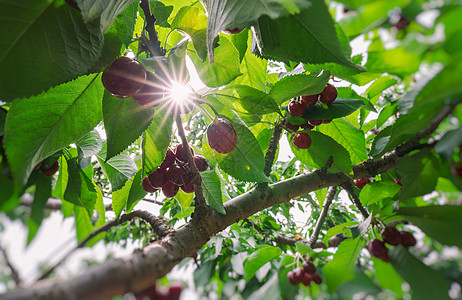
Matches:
[[168, 81, 193, 105]]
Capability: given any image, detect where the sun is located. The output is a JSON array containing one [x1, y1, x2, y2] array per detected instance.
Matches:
[[168, 81, 193, 105]]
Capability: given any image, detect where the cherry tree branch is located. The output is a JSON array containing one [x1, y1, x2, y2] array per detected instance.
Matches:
[[308, 186, 337, 247], [274, 233, 346, 249], [139, 0, 164, 56], [263, 124, 283, 177], [0, 244, 21, 286], [341, 181, 370, 219]]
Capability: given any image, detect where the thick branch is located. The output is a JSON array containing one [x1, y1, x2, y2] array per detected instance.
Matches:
[[308, 186, 337, 247]]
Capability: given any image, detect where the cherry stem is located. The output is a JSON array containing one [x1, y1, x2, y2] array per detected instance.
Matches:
[[308, 186, 337, 247], [174, 113, 207, 208]]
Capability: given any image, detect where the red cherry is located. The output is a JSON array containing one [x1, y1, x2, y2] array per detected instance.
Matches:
[[102, 57, 146, 98], [302, 261, 316, 274], [312, 273, 323, 285], [167, 165, 190, 186], [42, 160, 59, 176], [175, 144, 194, 163], [142, 177, 158, 193], [399, 231, 416, 247], [366, 239, 389, 262], [224, 27, 243, 35], [180, 182, 195, 193], [194, 155, 208, 172], [160, 148, 176, 169], [287, 271, 298, 285], [293, 132, 312, 149], [284, 121, 299, 132], [319, 83, 337, 104], [300, 122, 314, 130], [293, 268, 305, 284], [207, 118, 237, 154], [162, 181, 179, 198], [168, 283, 183, 300], [381, 227, 402, 246], [353, 178, 371, 189], [308, 119, 323, 126], [302, 272, 312, 286], [148, 168, 169, 188], [132, 71, 164, 107], [301, 94, 319, 107], [323, 119, 332, 124], [288, 100, 306, 117]]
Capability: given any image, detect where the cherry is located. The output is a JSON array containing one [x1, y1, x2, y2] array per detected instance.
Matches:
[[102, 57, 146, 98], [180, 182, 194, 193], [175, 144, 194, 163], [312, 273, 323, 285], [308, 119, 323, 126], [287, 271, 298, 285], [302, 273, 312, 286], [288, 100, 306, 117], [301, 94, 318, 107], [284, 121, 299, 133], [393, 178, 403, 186], [302, 260, 316, 274], [381, 227, 402, 246], [224, 27, 243, 35], [366, 239, 389, 262], [160, 148, 175, 169], [394, 16, 410, 31], [148, 168, 169, 188], [319, 83, 337, 104], [168, 283, 183, 300], [300, 122, 314, 131], [451, 162, 462, 177], [293, 132, 311, 149], [194, 155, 208, 172], [167, 165, 190, 186], [399, 231, 416, 247], [207, 118, 237, 154], [293, 268, 305, 284], [162, 181, 179, 198], [353, 178, 371, 189], [142, 177, 158, 193], [42, 160, 59, 176], [132, 71, 164, 107], [323, 119, 332, 124]]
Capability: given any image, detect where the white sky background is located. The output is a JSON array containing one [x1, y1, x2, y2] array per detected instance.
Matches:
[[0, 6, 445, 296]]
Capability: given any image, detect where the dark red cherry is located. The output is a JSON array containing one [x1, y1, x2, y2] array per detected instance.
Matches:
[[142, 177, 158, 193], [42, 160, 59, 176], [353, 178, 371, 189], [308, 119, 323, 126], [300, 122, 314, 130], [302, 261, 316, 274], [302, 273, 312, 286], [284, 121, 299, 132], [293, 268, 305, 284], [287, 271, 298, 285], [194, 155, 208, 172], [175, 144, 194, 163], [168, 283, 183, 300], [167, 165, 190, 186], [160, 148, 176, 169], [301, 94, 318, 107], [323, 119, 332, 124], [180, 182, 194, 193], [312, 273, 323, 285], [381, 227, 402, 246], [102, 57, 146, 98], [399, 231, 417, 247], [319, 83, 337, 104], [132, 71, 164, 107], [148, 168, 169, 188], [366, 239, 389, 262], [293, 132, 311, 150], [288, 100, 306, 117], [224, 27, 243, 35], [162, 181, 179, 198], [207, 118, 238, 154]]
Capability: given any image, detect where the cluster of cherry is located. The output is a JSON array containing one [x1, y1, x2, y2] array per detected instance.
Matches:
[[367, 227, 417, 262], [285, 83, 338, 150], [102, 57, 164, 107], [287, 259, 323, 287], [142, 145, 208, 198], [133, 282, 183, 300]]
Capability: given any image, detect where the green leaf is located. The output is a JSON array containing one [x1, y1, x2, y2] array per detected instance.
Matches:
[[255, 0, 357, 68], [359, 181, 401, 206], [126, 170, 147, 213], [295, 241, 312, 255], [96, 146, 137, 192], [76, 130, 103, 160], [365, 76, 398, 104], [248, 274, 280, 300], [189, 36, 241, 88], [149, 0, 174, 28], [77, 0, 137, 32], [434, 127, 462, 160], [365, 47, 421, 79], [396, 206, 462, 247], [323, 222, 358, 247], [0, 1, 103, 100], [203, 116, 269, 183], [171, 6, 208, 61], [213, 85, 280, 115], [318, 119, 367, 165], [270, 72, 330, 105], [290, 131, 353, 175], [4, 73, 103, 186], [204, 0, 310, 61], [244, 245, 281, 282], [232, 44, 268, 92], [397, 150, 439, 201], [52, 156, 69, 200], [111, 179, 132, 218], [27, 174, 52, 244], [389, 245, 451, 300], [376, 103, 397, 129], [287, 99, 364, 122], [201, 169, 225, 215], [64, 158, 97, 211], [142, 106, 174, 174], [371, 257, 404, 296], [323, 237, 364, 293], [103, 91, 154, 160], [0, 108, 6, 136], [174, 188, 194, 212]]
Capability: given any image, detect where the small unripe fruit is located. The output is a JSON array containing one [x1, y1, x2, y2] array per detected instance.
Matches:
[[194, 155, 208, 172], [301, 94, 318, 107], [162, 181, 179, 198], [207, 118, 237, 154], [102, 57, 146, 98], [293, 132, 312, 149], [366, 239, 389, 262], [381, 227, 402, 246], [142, 177, 158, 193], [319, 83, 337, 104], [160, 148, 175, 169], [399, 231, 416, 247], [288, 100, 306, 117], [175, 144, 194, 163], [353, 178, 371, 189], [148, 168, 169, 188]]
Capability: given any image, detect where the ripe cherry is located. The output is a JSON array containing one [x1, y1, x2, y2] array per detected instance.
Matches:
[[224, 27, 243, 35], [167, 165, 190, 186], [366, 239, 389, 262], [42, 160, 59, 176], [399, 231, 416, 247], [102, 57, 146, 98], [302, 261, 316, 274], [168, 283, 183, 300], [162, 181, 179, 198], [160, 148, 175, 169], [288, 100, 306, 117], [175, 144, 194, 163], [142, 177, 158, 193], [287, 271, 298, 285], [301, 94, 318, 107], [323, 119, 332, 124], [293, 268, 305, 284], [180, 182, 194, 193], [293, 132, 312, 149], [353, 178, 371, 189], [148, 168, 169, 188], [284, 121, 299, 132], [381, 227, 402, 246], [132, 71, 164, 107], [308, 119, 323, 126], [302, 273, 312, 286], [300, 122, 314, 131], [207, 118, 237, 154], [194, 155, 208, 172], [312, 273, 323, 285], [319, 83, 337, 104]]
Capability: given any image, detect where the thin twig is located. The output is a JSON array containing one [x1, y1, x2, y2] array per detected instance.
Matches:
[[0, 244, 21, 286], [139, 0, 164, 56], [37, 210, 171, 281], [308, 186, 337, 247], [274, 232, 345, 249], [341, 181, 370, 219], [263, 124, 283, 177]]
